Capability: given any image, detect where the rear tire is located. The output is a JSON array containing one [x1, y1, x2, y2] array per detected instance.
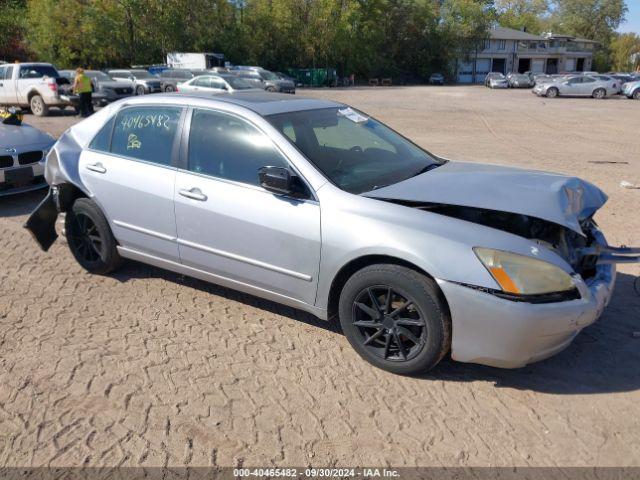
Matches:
[[164, 85, 175, 92], [135, 85, 146, 95], [266, 86, 277, 92], [338, 264, 451, 375], [633, 89, 640, 100], [592, 88, 606, 99], [30, 95, 49, 116], [546, 87, 559, 98], [65, 198, 123, 274]]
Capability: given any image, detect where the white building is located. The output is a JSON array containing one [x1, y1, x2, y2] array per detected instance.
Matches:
[[456, 26, 597, 84]]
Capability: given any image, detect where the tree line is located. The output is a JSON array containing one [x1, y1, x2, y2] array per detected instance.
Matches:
[[1, 0, 638, 80]]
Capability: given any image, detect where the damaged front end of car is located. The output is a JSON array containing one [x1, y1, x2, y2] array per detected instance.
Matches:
[[381, 200, 639, 286]]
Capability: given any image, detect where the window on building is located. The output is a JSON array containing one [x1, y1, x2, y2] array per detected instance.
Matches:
[[497, 40, 506, 50]]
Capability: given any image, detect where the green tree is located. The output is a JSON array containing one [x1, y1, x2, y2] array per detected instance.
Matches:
[[495, 0, 550, 34], [0, 0, 28, 60], [610, 32, 640, 71]]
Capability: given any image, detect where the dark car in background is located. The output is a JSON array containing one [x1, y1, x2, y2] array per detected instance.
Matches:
[[59, 70, 134, 106], [158, 69, 209, 92], [231, 66, 295, 93], [107, 69, 162, 95]]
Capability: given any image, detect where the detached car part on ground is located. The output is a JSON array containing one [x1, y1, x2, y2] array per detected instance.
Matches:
[[25, 92, 639, 375], [0, 111, 55, 195]]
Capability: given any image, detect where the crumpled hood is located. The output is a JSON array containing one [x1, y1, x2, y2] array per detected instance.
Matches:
[[364, 161, 608, 235], [0, 124, 55, 149]]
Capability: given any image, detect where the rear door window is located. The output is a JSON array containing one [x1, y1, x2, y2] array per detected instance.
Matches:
[[110, 106, 182, 166]]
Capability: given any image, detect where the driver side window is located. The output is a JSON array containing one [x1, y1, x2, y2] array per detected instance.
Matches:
[[187, 109, 289, 186]]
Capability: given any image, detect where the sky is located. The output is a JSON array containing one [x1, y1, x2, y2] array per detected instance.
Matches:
[[619, 0, 640, 34]]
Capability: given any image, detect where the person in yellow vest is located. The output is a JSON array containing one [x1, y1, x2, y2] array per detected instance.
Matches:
[[72, 67, 93, 118]]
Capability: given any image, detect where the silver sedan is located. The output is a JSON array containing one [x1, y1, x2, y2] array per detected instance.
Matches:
[[533, 75, 619, 98], [25, 92, 638, 374]]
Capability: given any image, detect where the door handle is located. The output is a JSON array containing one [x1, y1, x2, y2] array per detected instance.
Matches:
[[179, 187, 207, 201], [86, 163, 106, 174]]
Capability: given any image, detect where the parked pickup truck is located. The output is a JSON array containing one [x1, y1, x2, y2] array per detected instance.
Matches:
[[0, 63, 73, 116]]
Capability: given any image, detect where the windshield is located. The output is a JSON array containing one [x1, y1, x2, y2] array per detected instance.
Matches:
[[88, 71, 111, 81], [267, 107, 440, 194], [258, 70, 279, 81], [131, 70, 156, 79], [225, 77, 253, 89]]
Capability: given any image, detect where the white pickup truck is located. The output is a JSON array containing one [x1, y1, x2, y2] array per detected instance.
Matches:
[[0, 62, 73, 116]]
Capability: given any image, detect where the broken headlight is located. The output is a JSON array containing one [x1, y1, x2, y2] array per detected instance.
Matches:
[[474, 248, 575, 295]]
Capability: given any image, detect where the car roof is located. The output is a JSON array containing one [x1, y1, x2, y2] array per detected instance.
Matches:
[[125, 91, 342, 116]]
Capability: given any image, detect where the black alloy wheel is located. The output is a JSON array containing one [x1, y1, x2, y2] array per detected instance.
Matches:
[[67, 212, 103, 264], [65, 198, 123, 274], [338, 264, 451, 375], [351, 286, 426, 362]]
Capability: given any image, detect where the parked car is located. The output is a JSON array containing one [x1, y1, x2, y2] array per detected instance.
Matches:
[[484, 72, 506, 87], [590, 75, 621, 94], [158, 69, 208, 92], [26, 92, 638, 374], [622, 80, 640, 99], [1, 115, 54, 195], [508, 73, 534, 88], [231, 67, 296, 93], [533, 75, 618, 99], [532, 74, 555, 86], [428, 73, 444, 85], [0, 62, 73, 116], [107, 69, 162, 95], [59, 70, 134, 106], [275, 72, 297, 84], [488, 74, 509, 89], [177, 74, 256, 93]]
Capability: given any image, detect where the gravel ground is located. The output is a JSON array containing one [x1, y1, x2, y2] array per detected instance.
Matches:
[[1, 86, 639, 468]]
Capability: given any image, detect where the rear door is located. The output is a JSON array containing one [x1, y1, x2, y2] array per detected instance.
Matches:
[[78, 105, 185, 262], [174, 107, 321, 306]]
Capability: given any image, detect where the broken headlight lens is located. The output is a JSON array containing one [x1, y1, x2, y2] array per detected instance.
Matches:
[[474, 248, 575, 295]]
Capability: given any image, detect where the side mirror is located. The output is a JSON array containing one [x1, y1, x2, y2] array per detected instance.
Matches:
[[258, 166, 293, 195]]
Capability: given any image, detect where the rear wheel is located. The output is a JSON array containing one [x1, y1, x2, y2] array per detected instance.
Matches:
[[164, 84, 175, 92], [135, 85, 146, 95], [65, 198, 123, 274], [633, 89, 640, 100], [30, 95, 49, 116], [593, 88, 606, 99], [338, 264, 451, 375], [266, 86, 277, 92], [546, 87, 559, 98]]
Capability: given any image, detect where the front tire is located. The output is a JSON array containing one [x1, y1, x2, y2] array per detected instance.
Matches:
[[338, 264, 451, 375], [135, 85, 146, 95], [164, 84, 175, 92], [30, 95, 49, 116], [65, 198, 123, 274], [546, 87, 559, 98]]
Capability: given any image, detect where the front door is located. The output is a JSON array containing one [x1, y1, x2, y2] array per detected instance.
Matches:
[[78, 105, 184, 261], [174, 108, 321, 306]]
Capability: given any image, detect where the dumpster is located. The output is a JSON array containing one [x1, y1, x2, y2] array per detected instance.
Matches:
[[286, 68, 338, 87]]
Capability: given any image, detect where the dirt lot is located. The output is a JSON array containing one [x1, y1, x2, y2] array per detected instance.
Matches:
[[1, 86, 639, 468]]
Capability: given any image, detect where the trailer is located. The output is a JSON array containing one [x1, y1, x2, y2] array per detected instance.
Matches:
[[166, 52, 225, 70]]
